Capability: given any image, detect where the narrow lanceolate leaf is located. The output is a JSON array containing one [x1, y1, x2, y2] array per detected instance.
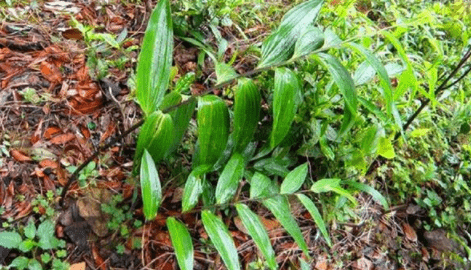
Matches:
[[263, 196, 310, 257], [317, 53, 357, 116], [167, 218, 194, 270], [345, 43, 393, 115], [280, 163, 308, 194], [182, 165, 210, 212], [235, 204, 277, 270], [140, 150, 162, 220], [167, 97, 197, 155], [270, 68, 301, 149], [296, 194, 332, 247], [232, 79, 261, 153], [344, 181, 389, 210], [201, 211, 240, 270], [136, 0, 173, 115], [215, 153, 245, 204], [215, 62, 237, 85], [258, 0, 324, 68], [133, 111, 175, 174], [195, 95, 230, 167], [292, 26, 324, 59]]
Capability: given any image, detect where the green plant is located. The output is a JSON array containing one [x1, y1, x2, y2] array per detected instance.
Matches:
[[69, 17, 138, 80], [130, 0, 393, 269], [0, 219, 69, 270], [66, 161, 99, 187]]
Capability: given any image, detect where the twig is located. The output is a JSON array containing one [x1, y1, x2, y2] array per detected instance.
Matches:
[[395, 45, 471, 140]]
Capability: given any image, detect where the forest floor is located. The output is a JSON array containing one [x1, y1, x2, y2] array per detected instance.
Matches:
[[0, 1, 467, 269]]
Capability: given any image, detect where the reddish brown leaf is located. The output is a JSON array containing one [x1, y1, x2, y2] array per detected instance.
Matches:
[[49, 133, 75, 144], [62, 28, 84, 40], [44, 126, 61, 139], [40, 61, 62, 84], [16, 201, 32, 219], [10, 149, 32, 162], [403, 223, 417, 242], [92, 244, 106, 270], [39, 159, 59, 169]]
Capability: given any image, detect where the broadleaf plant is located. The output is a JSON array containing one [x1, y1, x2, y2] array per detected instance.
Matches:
[[130, 0, 400, 268]]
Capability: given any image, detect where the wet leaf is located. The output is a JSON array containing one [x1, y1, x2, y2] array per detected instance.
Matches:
[[215, 153, 245, 204], [235, 204, 277, 270], [195, 95, 229, 167], [140, 150, 162, 220], [270, 68, 301, 149], [292, 26, 324, 59], [202, 210, 240, 270], [232, 78, 261, 153], [182, 165, 210, 212], [133, 111, 175, 173], [167, 217, 194, 270], [258, 0, 324, 68], [136, 0, 173, 115], [280, 162, 308, 194]]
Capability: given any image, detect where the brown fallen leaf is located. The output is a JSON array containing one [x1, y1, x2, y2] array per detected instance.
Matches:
[[403, 223, 417, 242], [49, 133, 75, 144], [44, 126, 61, 139], [40, 61, 62, 84], [10, 149, 32, 162], [39, 159, 59, 169]]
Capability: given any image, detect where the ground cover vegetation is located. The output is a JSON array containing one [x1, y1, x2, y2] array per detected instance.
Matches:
[[0, 0, 470, 269]]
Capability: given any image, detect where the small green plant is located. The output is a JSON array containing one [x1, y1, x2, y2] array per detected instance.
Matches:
[[0, 219, 69, 270], [69, 17, 138, 80], [66, 161, 99, 187]]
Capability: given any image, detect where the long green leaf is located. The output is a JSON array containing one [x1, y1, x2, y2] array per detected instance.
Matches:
[[215, 153, 245, 204], [344, 181, 389, 210], [317, 53, 357, 116], [382, 31, 418, 101], [280, 163, 308, 194], [201, 211, 240, 270], [270, 68, 301, 149], [263, 196, 310, 257], [182, 165, 211, 212], [292, 26, 324, 59], [167, 97, 197, 155], [235, 204, 277, 270], [346, 42, 393, 115], [136, 0, 173, 115], [140, 150, 162, 220], [195, 95, 230, 167], [232, 79, 261, 153], [133, 111, 175, 174], [167, 217, 194, 270], [258, 0, 324, 68], [296, 194, 332, 247]]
